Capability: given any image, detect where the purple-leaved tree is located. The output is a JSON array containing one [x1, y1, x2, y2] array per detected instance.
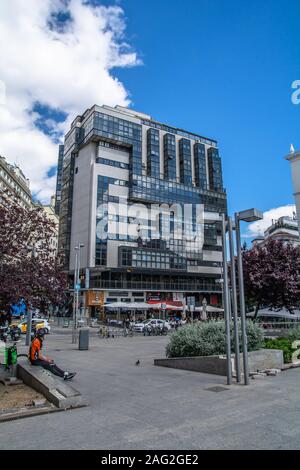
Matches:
[[242, 239, 300, 318], [0, 188, 67, 314]]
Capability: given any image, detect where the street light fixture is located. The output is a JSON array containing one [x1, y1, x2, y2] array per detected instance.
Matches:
[[228, 217, 241, 383], [235, 208, 263, 385], [220, 214, 232, 386], [72, 243, 84, 344], [25, 245, 37, 347]]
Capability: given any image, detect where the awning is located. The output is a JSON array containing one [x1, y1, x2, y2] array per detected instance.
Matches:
[[104, 302, 150, 310], [104, 301, 183, 311], [149, 303, 183, 311], [194, 305, 224, 313]]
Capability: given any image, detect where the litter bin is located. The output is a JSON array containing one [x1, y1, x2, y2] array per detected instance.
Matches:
[[79, 328, 89, 350]]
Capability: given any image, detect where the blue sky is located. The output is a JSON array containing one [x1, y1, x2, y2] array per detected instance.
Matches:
[[114, 0, 300, 220], [0, 0, 299, 238]]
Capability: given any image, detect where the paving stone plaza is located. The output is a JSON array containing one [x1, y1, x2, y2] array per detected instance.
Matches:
[[1, 329, 300, 450]]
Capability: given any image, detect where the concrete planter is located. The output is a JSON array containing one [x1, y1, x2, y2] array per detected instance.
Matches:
[[154, 349, 284, 376]]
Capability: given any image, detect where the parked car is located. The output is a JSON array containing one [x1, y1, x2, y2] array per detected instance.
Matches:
[[17, 318, 51, 334], [133, 319, 171, 333], [107, 319, 123, 327]]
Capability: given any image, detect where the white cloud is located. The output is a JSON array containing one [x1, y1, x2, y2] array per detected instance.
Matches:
[[0, 0, 140, 202], [244, 204, 297, 238]]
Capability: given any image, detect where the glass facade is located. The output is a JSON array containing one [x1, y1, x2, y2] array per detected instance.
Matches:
[[54, 144, 64, 216], [179, 138, 192, 185], [147, 128, 160, 177], [163, 133, 177, 181], [194, 143, 207, 189], [59, 106, 226, 284], [208, 147, 223, 192], [120, 247, 186, 271]]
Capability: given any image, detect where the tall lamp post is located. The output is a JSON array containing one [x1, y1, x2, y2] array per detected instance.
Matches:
[[72, 243, 84, 344], [228, 217, 241, 383], [220, 213, 232, 385], [25, 245, 37, 346], [235, 209, 263, 385]]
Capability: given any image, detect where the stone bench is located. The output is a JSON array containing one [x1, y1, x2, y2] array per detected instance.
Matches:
[[17, 359, 88, 409]]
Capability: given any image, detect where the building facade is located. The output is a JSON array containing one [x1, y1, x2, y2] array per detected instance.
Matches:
[[252, 215, 300, 246], [286, 146, 300, 236], [54, 144, 64, 216], [0, 155, 32, 208], [41, 195, 59, 256], [57, 105, 227, 315]]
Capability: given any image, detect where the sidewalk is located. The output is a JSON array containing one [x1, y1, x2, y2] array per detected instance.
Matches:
[[1, 332, 300, 449]]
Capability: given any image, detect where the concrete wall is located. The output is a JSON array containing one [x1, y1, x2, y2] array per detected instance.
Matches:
[[70, 142, 96, 271], [154, 355, 228, 376], [155, 349, 284, 376]]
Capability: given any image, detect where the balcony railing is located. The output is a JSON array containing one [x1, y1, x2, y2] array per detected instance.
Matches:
[[89, 280, 222, 292]]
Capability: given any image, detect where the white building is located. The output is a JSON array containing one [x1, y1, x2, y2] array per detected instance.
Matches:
[[285, 145, 300, 235], [252, 215, 299, 246], [0, 155, 32, 208]]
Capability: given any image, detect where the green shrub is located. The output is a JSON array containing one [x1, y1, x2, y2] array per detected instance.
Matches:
[[166, 321, 264, 358], [285, 326, 300, 341], [264, 338, 298, 363]]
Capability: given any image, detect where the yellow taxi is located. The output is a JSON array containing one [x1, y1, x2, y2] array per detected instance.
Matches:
[[17, 318, 51, 334]]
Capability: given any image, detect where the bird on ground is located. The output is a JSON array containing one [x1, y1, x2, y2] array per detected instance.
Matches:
[[135, 360, 140, 366]]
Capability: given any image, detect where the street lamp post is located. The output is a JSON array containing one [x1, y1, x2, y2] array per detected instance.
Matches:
[[72, 243, 84, 344], [25, 246, 37, 347], [228, 217, 241, 383], [72, 247, 79, 344], [235, 209, 263, 385], [220, 213, 232, 385]]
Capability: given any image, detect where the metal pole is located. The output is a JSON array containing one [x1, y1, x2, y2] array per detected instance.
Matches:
[[228, 217, 241, 383], [235, 213, 250, 385], [25, 309, 32, 346], [76, 244, 82, 330], [72, 248, 78, 344], [26, 247, 36, 346], [221, 214, 232, 385]]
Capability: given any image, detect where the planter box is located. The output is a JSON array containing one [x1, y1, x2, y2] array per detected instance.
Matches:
[[154, 349, 284, 376]]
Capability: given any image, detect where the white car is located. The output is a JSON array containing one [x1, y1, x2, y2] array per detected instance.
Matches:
[[17, 318, 51, 334], [133, 319, 171, 333]]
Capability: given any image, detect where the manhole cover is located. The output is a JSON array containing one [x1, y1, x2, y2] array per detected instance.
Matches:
[[205, 386, 229, 392]]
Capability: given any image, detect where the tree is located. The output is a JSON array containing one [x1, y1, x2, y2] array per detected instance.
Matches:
[[242, 239, 300, 318], [0, 188, 67, 313]]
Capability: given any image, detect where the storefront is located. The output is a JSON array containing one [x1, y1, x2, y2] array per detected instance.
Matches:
[[85, 291, 105, 318]]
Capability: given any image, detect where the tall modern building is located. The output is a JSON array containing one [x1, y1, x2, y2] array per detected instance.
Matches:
[[54, 144, 64, 216], [58, 105, 227, 315]]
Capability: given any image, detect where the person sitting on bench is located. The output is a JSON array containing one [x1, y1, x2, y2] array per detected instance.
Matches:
[[28, 328, 76, 380]]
